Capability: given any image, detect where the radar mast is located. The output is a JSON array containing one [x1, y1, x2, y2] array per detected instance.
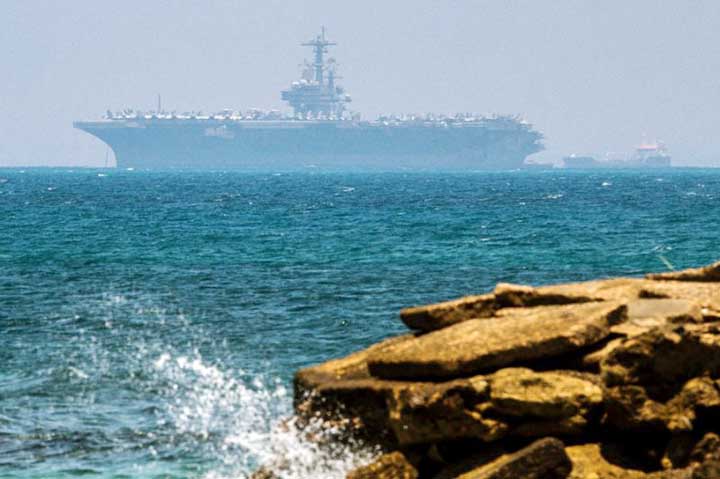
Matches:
[[302, 26, 335, 85], [281, 28, 351, 118]]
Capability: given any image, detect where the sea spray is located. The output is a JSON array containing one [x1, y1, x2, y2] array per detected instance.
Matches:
[[151, 351, 378, 478]]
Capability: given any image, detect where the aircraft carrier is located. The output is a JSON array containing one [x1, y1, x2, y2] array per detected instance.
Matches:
[[74, 29, 544, 169]]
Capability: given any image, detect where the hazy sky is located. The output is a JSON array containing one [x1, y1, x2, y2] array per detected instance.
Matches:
[[3, 1, 720, 167]]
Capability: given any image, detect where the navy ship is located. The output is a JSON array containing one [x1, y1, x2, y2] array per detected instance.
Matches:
[[563, 142, 671, 169], [74, 29, 543, 169]]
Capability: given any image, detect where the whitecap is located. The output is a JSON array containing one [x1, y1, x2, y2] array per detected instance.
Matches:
[[68, 366, 89, 380]]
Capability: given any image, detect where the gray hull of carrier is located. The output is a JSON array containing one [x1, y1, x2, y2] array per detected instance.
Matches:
[[74, 28, 543, 170]]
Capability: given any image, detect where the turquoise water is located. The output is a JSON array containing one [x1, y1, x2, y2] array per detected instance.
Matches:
[[1, 169, 719, 478]]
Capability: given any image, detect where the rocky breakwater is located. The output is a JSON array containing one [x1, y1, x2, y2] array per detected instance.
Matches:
[[294, 261, 720, 478]]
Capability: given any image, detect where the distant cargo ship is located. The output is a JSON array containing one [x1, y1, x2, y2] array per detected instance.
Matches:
[[74, 29, 543, 169], [563, 142, 671, 169]]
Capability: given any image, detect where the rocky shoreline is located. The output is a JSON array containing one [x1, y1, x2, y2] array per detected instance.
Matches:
[[294, 261, 720, 478]]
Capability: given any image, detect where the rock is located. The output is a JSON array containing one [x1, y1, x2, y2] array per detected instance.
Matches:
[[295, 334, 416, 397], [604, 385, 670, 432], [297, 372, 503, 446], [346, 451, 418, 479], [368, 301, 626, 380], [249, 466, 281, 479], [601, 324, 720, 400], [446, 437, 572, 479], [566, 443, 649, 478], [583, 337, 625, 370], [291, 260, 720, 478], [604, 376, 720, 434], [610, 299, 703, 336], [400, 278, 654, 333], [294, 376, 411, 444], [489, 368, 603, 419], [663, 434, 700, 469], [691, 461, 720, 479], [647, 261, 720, 282], [386, 376, 507, 446], [294, 334, 421, 443], [638, 282, 720, 318], [627, 299, 703, 324], [400, 294, 496, 332], [487, 368, 603, 436], [665, 377, 720, 432], [494, 278, 657, 308], [689, 433, 720, 465], [566, 442, 696, 478]]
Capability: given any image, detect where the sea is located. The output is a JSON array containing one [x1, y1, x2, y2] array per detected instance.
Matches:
[[1, 168, 719, 478]]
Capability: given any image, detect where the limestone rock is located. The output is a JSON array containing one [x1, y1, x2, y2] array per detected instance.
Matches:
[[249, 467, 280, 479], [386, 376, 506, 445], [369, 301, 625, 380], [449, 437, 572, 479], [604, 385, 670, 432], [489, 368, 603, 419], [400, 277, 650, 333], [601, 323, 720, 400], [647, 261, 720, 282], [496, 278, 655, 308], [400, 293, 496, 332], [638, 282, 720, 318], [610, 299, 703, 336], [294, 377, 405, 443], [665, 377, 720, 432], [689, 433, 720, 465], [583, 338, 625, 370], [346, 451, 418, 479], [295, 334, 416, 396], [488, 368, 603, 436], [604, 376, 720, 433], [566, 443, 650, 479], [297, 372, 501, 446], [692, 461, 720, 479]]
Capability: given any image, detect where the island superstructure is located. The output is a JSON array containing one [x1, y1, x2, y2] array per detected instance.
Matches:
[[74, 29, 543, 169]]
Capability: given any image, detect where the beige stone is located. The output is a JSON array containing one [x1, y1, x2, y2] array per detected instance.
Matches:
[[295, 334, 416, 395], [601, 323, 720, 398], [639, 281, 720, 317], [610, 299, 703, 336], [583, 337, 625, 370], [369, 301, 625, 380], [386, 376, 504, 445], [665, 377, 720, 432], [400, 293, 496, 332], [399, 277, 651, 333], [604, 385, 670, 432], [566, 443, 649, 479], [489, 367, 603, 419], [647, 261, 720, 282], [346, 451, 418, 479], [452, 437, 572, 479]]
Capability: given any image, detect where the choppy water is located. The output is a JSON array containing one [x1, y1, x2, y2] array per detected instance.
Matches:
[[1, 168, 719, 478]]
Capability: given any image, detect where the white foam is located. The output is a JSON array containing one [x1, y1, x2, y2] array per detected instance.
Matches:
[[151, 351, 378, 478]]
